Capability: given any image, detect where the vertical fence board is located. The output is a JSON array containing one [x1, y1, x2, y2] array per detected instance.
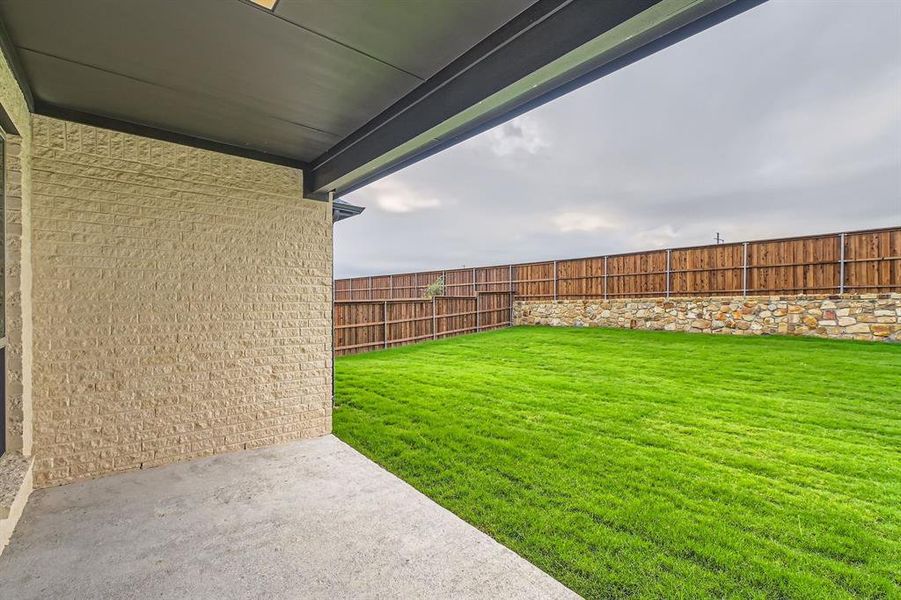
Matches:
[[845, 229, 901, 293], [334, 278, 350, 301], [516, 262, 554, 299], [365, 275, 389, 300], [345, 277, 368, 300], [333, 301, 387, 355], [605, 251, 668, 298], [335, 293, 513, 355], [444, 269, 474, 296], [747, 234, 839, 294], [557, 257, 605, 299], [478, 292, 514, 329], [477, 266, 512, 292], [670, 243, 743, 296]]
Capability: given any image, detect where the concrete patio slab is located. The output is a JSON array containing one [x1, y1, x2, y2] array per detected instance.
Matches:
[[0, 435, 578, 599]]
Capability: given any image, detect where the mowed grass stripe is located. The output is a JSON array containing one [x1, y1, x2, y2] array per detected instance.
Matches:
[[334, 327, 901, 599]]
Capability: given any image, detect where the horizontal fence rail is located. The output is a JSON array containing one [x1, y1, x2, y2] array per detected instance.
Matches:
[[334, 292, 513, 356], [336, 227, 901, 302]]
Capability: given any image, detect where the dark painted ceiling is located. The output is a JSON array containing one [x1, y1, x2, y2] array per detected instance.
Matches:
[[0, 0, 535, 163]]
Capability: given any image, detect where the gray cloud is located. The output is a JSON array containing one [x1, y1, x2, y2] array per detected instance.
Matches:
[[335, 0, 901, 278]]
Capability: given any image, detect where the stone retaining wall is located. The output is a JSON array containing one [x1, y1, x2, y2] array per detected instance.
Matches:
[[514, 294, 901, 342]]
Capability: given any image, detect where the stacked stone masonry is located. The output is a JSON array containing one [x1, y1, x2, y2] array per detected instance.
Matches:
[[515, 294, 901, 342], [30, 116, 333, 487]]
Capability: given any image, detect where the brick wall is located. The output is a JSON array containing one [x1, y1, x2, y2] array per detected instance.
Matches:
[[4, 136, 31, 455], [30, 116, 332, 487], [0, 40, 34, 555], [515, 294, 901, 342], [1, 50, 33, 456]]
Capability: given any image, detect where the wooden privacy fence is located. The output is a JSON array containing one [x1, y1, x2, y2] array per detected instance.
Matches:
[[336, 227, 901, 301], [334, 292, 513, 356]]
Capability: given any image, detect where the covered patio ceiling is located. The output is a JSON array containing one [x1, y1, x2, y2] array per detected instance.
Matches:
[[0, 0, 764, 198]]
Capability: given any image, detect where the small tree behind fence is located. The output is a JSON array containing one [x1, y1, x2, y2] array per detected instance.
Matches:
[[422, 275, 446, 298]]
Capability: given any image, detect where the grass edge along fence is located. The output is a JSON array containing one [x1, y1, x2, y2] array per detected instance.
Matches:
[[336, 226, 901, 301], [334, 292, 513, 356]]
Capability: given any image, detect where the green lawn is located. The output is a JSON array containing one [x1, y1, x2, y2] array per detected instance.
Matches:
[[333, 327, 901, 599]]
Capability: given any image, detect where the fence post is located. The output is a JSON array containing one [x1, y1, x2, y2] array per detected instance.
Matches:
[[509, 264, 513, 295], [476, 293, 480, 332], [472, 267, 476, 295], [432, 296, 437, 340], [383, 301, 388, 349], [665, 249, 671, 299], [838, 233, 846, 294], [509, 291, 514, 326], [603, 256, 608, 300], [388, 275, 393, 299], [553, 260, 558, 302], [368, 276, 372, 300], [742, 242, 749, 297]]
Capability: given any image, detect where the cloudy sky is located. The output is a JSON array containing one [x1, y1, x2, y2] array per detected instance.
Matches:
[[334, 0, 901, 278]]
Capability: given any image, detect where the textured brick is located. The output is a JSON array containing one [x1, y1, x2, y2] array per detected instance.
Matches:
[[0, 43, 35, 555], [31, 116, 332, 487], [1, 51, 33, 457]]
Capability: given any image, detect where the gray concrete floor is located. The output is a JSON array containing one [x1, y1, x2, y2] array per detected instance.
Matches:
[[0, 436, 578, 599]]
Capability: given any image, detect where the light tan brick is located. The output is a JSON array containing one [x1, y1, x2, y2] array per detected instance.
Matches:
[[30, 116, 332, 487]]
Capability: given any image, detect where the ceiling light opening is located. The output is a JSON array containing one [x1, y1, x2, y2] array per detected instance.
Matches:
[[249, 0, 278, 10]]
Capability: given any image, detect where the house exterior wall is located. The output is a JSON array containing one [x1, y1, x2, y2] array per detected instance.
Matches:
[[0, 43, 34, 555], [0, 51, 33, 456], [30, 116, 332, 487], [514, 295, 901, 341]]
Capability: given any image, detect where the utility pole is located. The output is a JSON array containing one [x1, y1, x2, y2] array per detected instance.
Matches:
[[715, 232, 725, 244]]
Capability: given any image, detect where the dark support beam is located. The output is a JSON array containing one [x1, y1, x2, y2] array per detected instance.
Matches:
[[34, 102, 312, 175], [308, 0, 767, 197]]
